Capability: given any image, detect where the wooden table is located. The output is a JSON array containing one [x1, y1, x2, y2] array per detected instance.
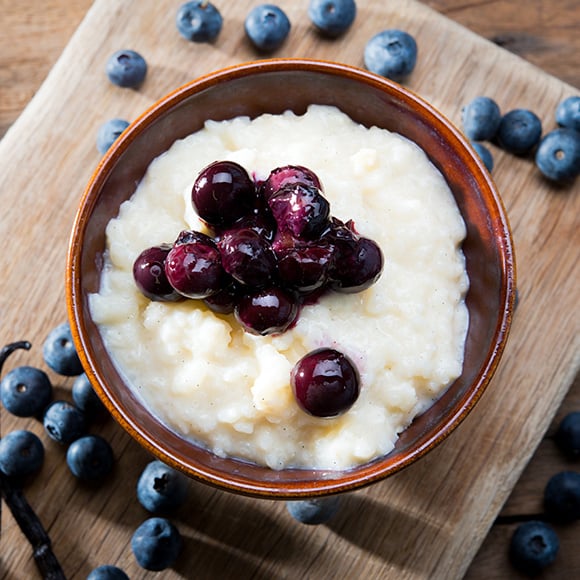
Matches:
[[1, 1, 578, 578]]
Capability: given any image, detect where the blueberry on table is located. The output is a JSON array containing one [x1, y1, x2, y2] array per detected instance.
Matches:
[[471, 141, 494, 172], [535, 128, 580, 182], [133, 244, 182, 302], [555, 95, 580, 131], [131, 517, 182, 571], [364, 29, 418, 82], [43, 400, 86, 445], [0, 430, 44, 478], [461, 96, 502, 141], [72, 373, 106, 419], [137, 460, 189, 513], [244, 4, 291, 52], [105, 49, 147, 88], [176, 0, 223, 43], [97, 118, 130, 154], [66, 435, 114, 480], [496, 108, 542, 156], [555, 411, 580, 457], [42, 322, 83, 376], [509, 520, 559, 576], [87, 565, 129, 580], [286, 495, 341, 524], [1, 366, 52, 417], [543, 471, 580, 523], [308, 0, 356, 38]]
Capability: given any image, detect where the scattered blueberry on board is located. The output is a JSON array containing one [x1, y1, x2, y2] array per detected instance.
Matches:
[[137, 460, 189, 513], [543, 471, 580, 524], [496, 108, 543, 156], [105, 49, 147, 88], [86, 565, 129, 580], [470, 141, 494, 173], [97, 118, 130, 155], [286, 495, 341, 525], [66, 435, 114, 481], [72, 373, 106, 419], [461, 96, 502, 142], [555, 95, 580, 132], [534, 128, 580, 182], [0, 365, 52, 418], [0, 429, 45, 479], [176, 0, 223, 43], [42, 322, 84, 376], [244, 4, 291, 52], [131, 517, 183, 571], [509, 520, 560, 576], [364, 29, 418, 82], [555, 412, 580, 457], [308, 0, 356, 38], [43, 400, 87, 445]]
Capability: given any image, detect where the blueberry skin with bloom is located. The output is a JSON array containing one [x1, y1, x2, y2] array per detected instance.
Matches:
[[364, 29, 418, 82], [555, 411, 580, 457], [106, 49, 147, 88], [176, 1, 223, 43], [43, 400, 86, 445], [286, 496, 341, 525], [308, 0, 356, 38], [245, 4, 291, 52], [72, 373, 106, 418], [43, 322, 84, 376], [67, 435, 114, 480], [0, 430, 44, 478], [137, 460, 189, 513], [496, 108, 542, 155], [461, 96, 502, 141], [87, 565, 129, 580], [555, 95, 580, 131], [131, 517, 182, 571], [509, 521, 559, 576], [471, 141, 494, 172], [0, 365, 52, 417], [535, 128, 580, 182], [97, 119, 130, 155], [543, 471, 580, 523]]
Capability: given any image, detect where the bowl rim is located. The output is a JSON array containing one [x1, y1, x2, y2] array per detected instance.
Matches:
[[66, 58, 516, 498]]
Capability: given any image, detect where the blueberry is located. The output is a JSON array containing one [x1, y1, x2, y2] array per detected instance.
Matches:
[[66, 435, 114, 480], [555, 95, 580, 131], [308, 0, 356, 38], [131, 517, 182, 571], [461, 96, 502, 141], [534, 128, 580, 182], [0, 366, 52, 417], [105, 49, 147, 88], [496, 109, 542, 156], [364, 29, 418, 82], [286, 495, 341, 524], [543, 471, 580, 523], [245, 4, 291, 52], [555, 411, 580, 457], [471, 141, 494, 172], [0, 430, 44, 478], [509, 520, 559, 576], [137, 460, 189, 513], [87, 565, 129, 580], [43, 322, 83, 376], [176, 1, 223, 43], [97, 118, 130, 155], [43, 400, 86, 445], [72, 373, 106, 419]]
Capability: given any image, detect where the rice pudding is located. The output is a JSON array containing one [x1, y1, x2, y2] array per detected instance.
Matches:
[[89, 105, 469, 471]]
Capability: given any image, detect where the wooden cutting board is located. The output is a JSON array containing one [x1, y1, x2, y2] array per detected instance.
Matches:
[[1, 1, 578, 578]]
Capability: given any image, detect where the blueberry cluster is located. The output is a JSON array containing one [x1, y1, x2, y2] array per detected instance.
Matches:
[[462, 95, 580, 182], [133, 161, 383, 337]]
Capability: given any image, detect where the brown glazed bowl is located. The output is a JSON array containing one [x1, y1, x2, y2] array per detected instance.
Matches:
[[66, 58, 516, 499]]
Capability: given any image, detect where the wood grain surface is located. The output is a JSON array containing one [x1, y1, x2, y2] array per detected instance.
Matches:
[[1, 1, 578, 579]]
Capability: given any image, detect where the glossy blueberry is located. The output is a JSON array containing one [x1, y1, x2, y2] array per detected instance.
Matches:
[[245, 4, 291, 52], [0, 366, 52, 417], [72, 373, 106, 419], [235, 287, 299, 335], [535, 128, 580, 182], [543, 471, 580, 523], [471, 141, 494, 172], [496, 109, 542, 156], [461, 96, 502, 141], [509, 521, 559, 576], [203, 281, 242, 315], [261, 164, 322, 202], [364, 29, 417, 82], [308, 0, 356, 38], [43, 322, 83, 376], [176, 1, 223, 43], [97, 118, 130, 154], [286, 495, 341, 524], [137, 460, 189, 513], [0, 430, 44, 478], [106, 50, 147, 88], [276, 240, 334, 293], [555, 95, 580, 131], [131, 517, 182, 571], [87, 565, 129, 580], [66, 435, 114, 480], [555, 411, 580, 457], [43, 400, 86, 445], [133, 244, 182, 302]]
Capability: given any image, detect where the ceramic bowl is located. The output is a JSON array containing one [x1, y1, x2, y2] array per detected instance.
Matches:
[[66, 58, 516, 499]]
